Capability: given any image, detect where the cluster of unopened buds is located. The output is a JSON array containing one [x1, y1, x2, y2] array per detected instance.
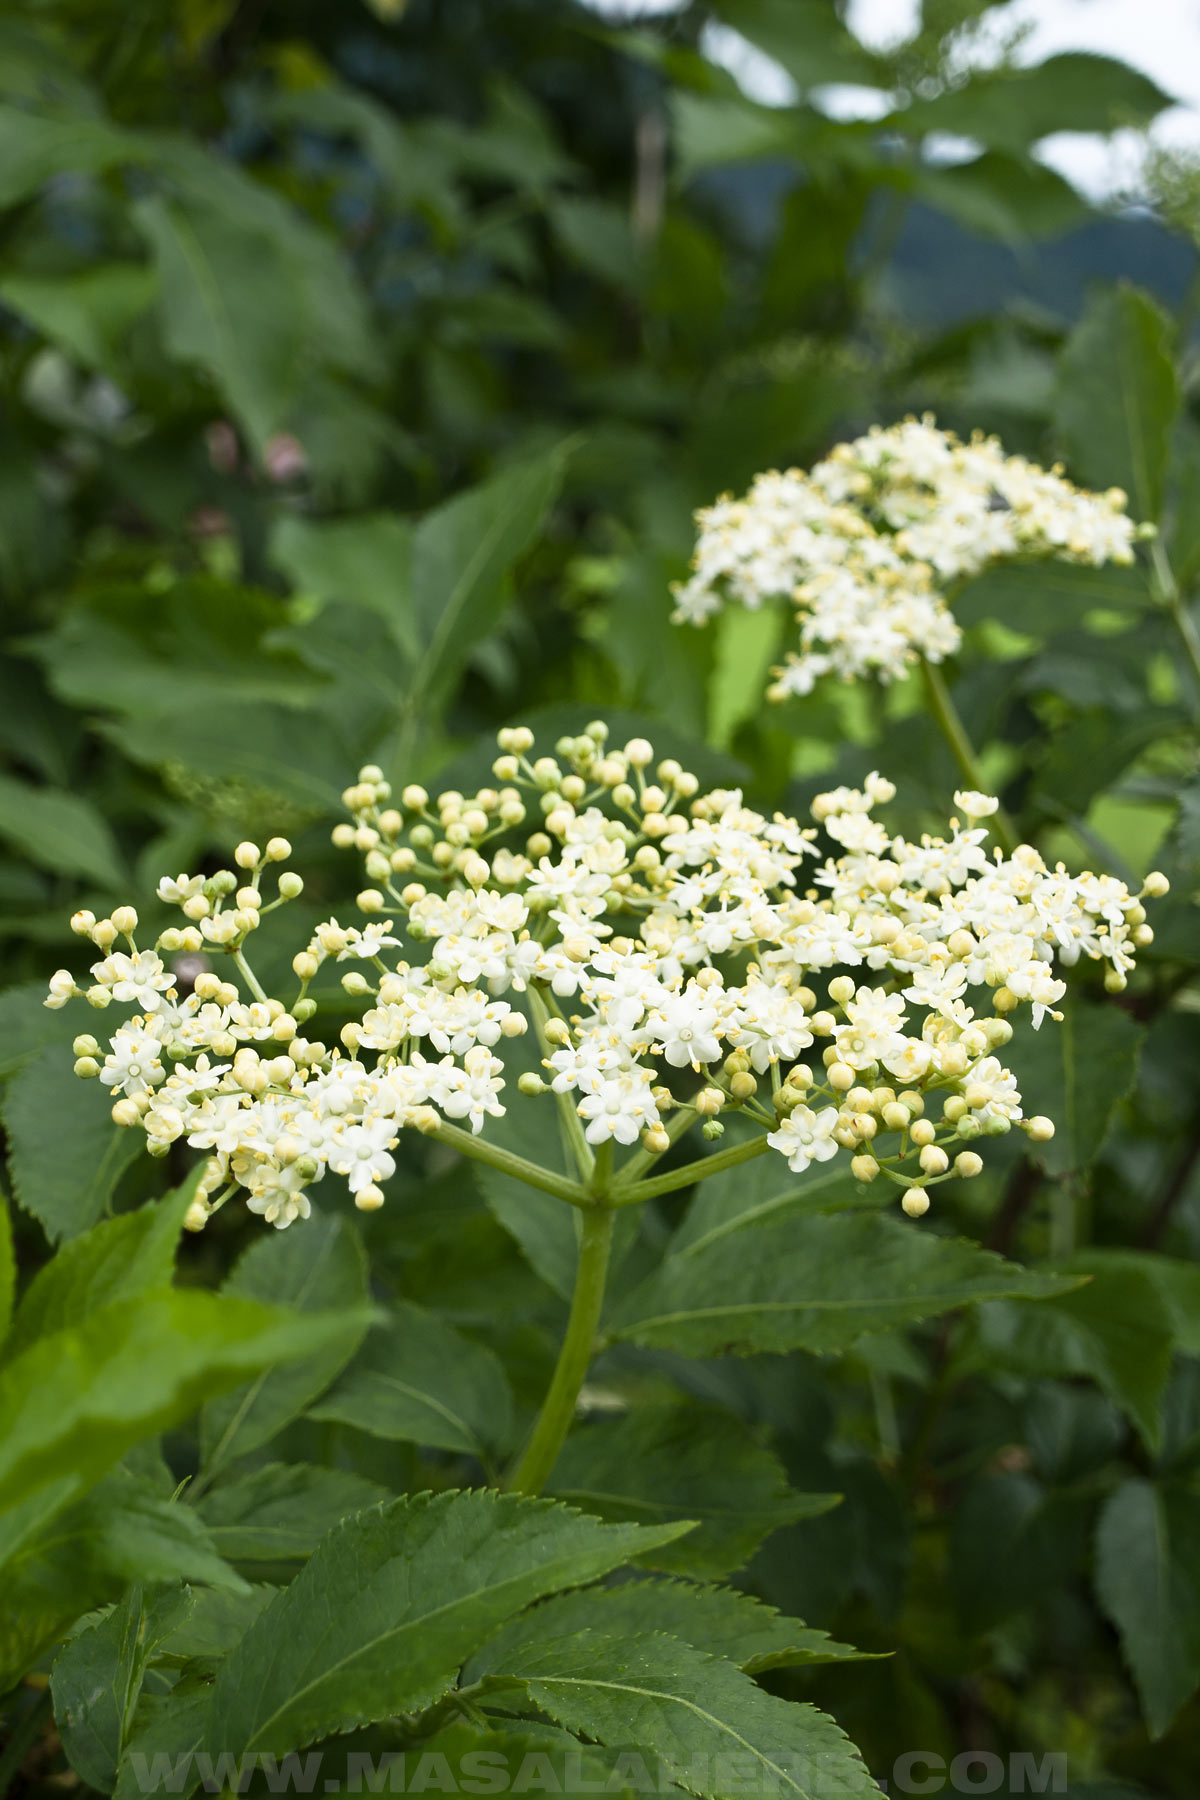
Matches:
[[672, 416, 1148, 698], [48, 723, 1167, 1230]]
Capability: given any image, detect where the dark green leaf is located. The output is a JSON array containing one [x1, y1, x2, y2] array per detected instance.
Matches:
[[1055, 285, 1180, 520], [613, 1211, 1078, 1358], [195, 1464, 388, 1565], [205, 1490, 694, 1758], [309, 1301, 514, 1458], [469, 1622, 879, 1799], [271, 513, 417, 659], [1095, 1478, 1200, 1738], [199, 1212, 371, 1477], [551, 1404, 837, 1575], [1003, 1004, 1145, 1178], [1, 1046, 143, 1243], [0, 772, 125, 887], [52, 1584, 149, 1793]]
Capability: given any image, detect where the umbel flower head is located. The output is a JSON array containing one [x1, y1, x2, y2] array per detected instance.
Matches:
[[49, 725, 1166, 1230], [672, 417, 1145, 699]]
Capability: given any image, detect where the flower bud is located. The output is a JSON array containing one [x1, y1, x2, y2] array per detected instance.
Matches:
[[954, 1151, 984, 1178], [111, 1098, 141, 1128], [828, 975, 856, 1006], [234, 841, 260, 870], [74, 1055, 100, 1078], [881, 1102, 910, 1132], [353, 1184, 385, 1212], [111, 906, 138, 935], [1142, 871, 1170, 898], [91, 919, 118, 949], [518, 1072, 546, 1095], [810, 1011, 837, 1035], [919, 1144, 949, 1176], [182, 894, 211, 921], [642, 1125, 671, 1155], [1024, 1115, 1055, 1142], [357, 889, 385, 914], [70, 910, 96, 937], [910, 1119, 936, 1146], [827, 1061, 855, 1091], [851, 1154, 880, 1183], [695, 1088, 725, 1117], [729, 1071, 758, 1100], [331, 823, 356, 849], [500, 1013, 527, 1037], [902, 1190, 930, 1218], [702, 1118, 725, 1140]]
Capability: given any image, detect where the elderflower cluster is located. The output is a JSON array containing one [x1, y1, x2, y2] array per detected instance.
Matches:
[[48, 725, 1167, 1230], [671, 416, 1143, 698]]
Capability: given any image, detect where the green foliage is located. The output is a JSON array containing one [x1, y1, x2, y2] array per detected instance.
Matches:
[[0, 2, 1198, 1794]]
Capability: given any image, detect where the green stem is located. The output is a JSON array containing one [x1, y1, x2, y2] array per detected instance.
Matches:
[[428, 1122, 589, 1208], [1150, 536, 1200, 715], [230, 946, 268, 1004], [528, 985, 595, 1181], [505, 1203, 616, 1494], [612, 1129, 770, 1206], [920, 660, 1018, 855]]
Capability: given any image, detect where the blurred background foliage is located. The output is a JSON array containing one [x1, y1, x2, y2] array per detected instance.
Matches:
[[3, 0, 1200, 1794]]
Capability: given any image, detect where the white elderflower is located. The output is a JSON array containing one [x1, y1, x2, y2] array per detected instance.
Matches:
[[55, 720, 1166, 1228], [768, 1105, 840, 1173], [674, 418, 1141, 702]]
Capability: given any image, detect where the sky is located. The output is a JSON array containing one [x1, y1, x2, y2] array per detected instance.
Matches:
[[585, 0, 1200, 200]]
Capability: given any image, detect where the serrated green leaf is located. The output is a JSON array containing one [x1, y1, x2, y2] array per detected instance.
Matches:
[[113, 1677, 209, 1800], [309, 1300, 514, 1457], [478, 1580, 874, 1674], [4, 1172, 200, 1364], [551, 1404, 837, 1575], [670, 1140, 870, 1258], [52, 1584, 149, 1793], [199, 1212, 371, 1477], [1, 1046, 143, 1243], [1055, 285, 1180, 520], [0, 771, 125, 887], [194, 1464, 388, 1565], [612, 1211, 1079, 1358], [205, 1490, 694, 1758], [469, 1623, 879, 1799], [1095, 1477, 1200, 1738]]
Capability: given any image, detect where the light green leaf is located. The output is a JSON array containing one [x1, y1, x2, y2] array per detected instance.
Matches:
[[612, 1212, 1080, 1358], [199, 1212, 371, 1478], [1, 1046, 143, 1243], [4, 1172, 200, 1363], [1095, 1477, 1200, 1738], [0, 772, 125, 887], [194, 1464, 388, 1566], [0, 265, 158, 376], [708, 606, 785, 750], [1055, 285, 1180, 520], [0, 1290, 369, 1554], [469, 1623, 879, 1800], [309, 1300, 514, 1458], [52, 1584, 149, 1793], [410, 449, 567, 704], [0, 105, 136, 207], [1003, 1003, 1146, 1178], [271, 513, 417, 659], [0, 1468, 240, 1692], [205, 1490, 694, 1758], [551, 1404, 837, 1575]]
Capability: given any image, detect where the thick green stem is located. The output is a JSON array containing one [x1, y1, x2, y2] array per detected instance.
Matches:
[[428, 1121, 588, 1207], [505, 1203, 616, 1494], [230, 946, 269, 1004], [611, 1128, 770, 1206], [920, 660, 1018, 855]]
